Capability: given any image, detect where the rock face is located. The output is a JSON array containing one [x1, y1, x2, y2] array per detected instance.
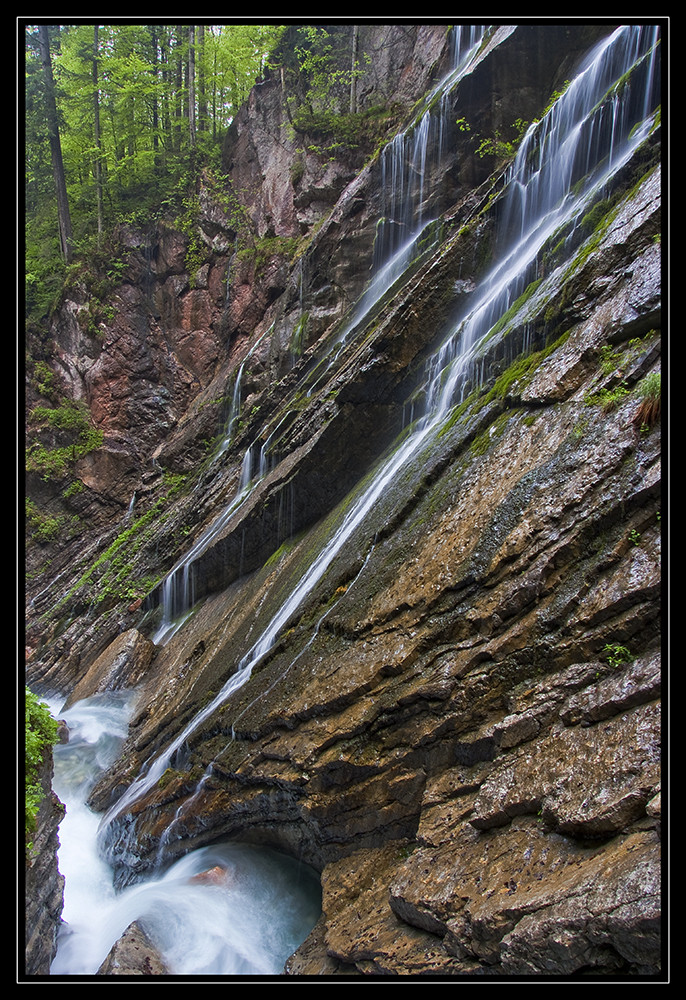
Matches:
[[96, 922, 169, 976], [24, 752, 65, 976], [62, 628, 156, 710], [25, 24, 663, 978]]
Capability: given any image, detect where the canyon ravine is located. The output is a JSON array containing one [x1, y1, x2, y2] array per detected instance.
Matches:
[[24, 23, 664, 978]]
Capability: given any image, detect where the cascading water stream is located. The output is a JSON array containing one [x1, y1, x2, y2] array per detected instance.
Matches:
[[150, 27, 487, 641], [104, 20, 660, 834], [372, 25, 486, 273], [52, 23, 660, 978], [49, 692, 321, 976]]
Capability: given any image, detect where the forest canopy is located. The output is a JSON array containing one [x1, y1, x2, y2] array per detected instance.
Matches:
[[23, 22, 388, 325], [24, 22, 287, 320]]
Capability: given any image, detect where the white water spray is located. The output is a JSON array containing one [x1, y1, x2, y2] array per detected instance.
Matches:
[[49, 692, 320, 976]]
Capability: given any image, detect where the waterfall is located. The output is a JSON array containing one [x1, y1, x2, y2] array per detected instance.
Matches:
[[149, 28, 488, 640], [49, 692, 320, 976], [214, 364, 244, 460], [51, 24, 660, 978], [153, 328, 274, 642], [214, 326, 271, 461], [373, 25, 486, 271], [107, 22, 660, 830]]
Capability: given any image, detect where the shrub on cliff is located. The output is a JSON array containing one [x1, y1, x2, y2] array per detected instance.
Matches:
[[25, 688, 59, 852]]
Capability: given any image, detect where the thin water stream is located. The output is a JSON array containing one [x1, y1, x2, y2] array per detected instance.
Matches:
[[151, 26, 487, 639]]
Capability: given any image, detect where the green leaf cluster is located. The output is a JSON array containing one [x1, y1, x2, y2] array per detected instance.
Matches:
[[25, 688, 59, 849], [24, 23, 285, 320], [26, 400, 104, 481]]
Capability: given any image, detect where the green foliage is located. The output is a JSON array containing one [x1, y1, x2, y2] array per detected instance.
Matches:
[[24, 23, 284, 322], [598, 343, 624, 375], [175, 194, 205, 287], [275, 26, 393, 160], [475, 118, 530, 159], [25, 688, 59, 848], [288, 26, 363, 115], [26, 400, 104, 481], [458, 80, 571, 164], [290, 104, 392, 161], [26, 498, 70, 543], [485, 330, 571, 403], [632, 369, 661, 432], [31, 361, 57, 399], [602, 643, 633, 668], [539, 81, 571, 118], [585, 383, 630, 412], [635, 370, 661, 402], [55, 469, 188, 611]]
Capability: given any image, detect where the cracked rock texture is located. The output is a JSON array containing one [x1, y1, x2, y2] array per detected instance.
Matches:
[[25, 24, 663, 978]]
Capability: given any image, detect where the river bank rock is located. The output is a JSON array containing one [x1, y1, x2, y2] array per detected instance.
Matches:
[[24, 751, 65, 976], [97, 921, 170, 976], [62, 628, 156, 710]]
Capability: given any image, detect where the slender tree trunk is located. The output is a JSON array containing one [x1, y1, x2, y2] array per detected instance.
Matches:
[[350, 25, 359, 114], [38, 25, 72, 262], [150, 25, 161, 172], [92, 26, 103, 240], [197, 25, 207, 133], [188, 25, 196, 149], [173, 25, 184, 153], [159, 28, 172, 155]]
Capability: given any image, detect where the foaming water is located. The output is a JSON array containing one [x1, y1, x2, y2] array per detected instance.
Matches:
[[48, 693, 320, 977]]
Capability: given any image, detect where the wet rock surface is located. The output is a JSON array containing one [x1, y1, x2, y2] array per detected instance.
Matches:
[[25, 23, 663, 979], [96, 921, 169, 976], [24, 752, 65, 976]]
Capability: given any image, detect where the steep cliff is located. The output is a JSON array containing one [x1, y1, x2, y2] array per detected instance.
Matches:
[[25, 23, 663, 978], [24, 749, 65, 975]]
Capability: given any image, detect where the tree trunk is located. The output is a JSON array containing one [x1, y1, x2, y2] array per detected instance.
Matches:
[[188, 25, 196, 149], [38, 25, 72, 262], [350, 25, 359, 114], [150, 25, 161, 172], [173, 25, 184, 153], [197, 25, 207, 133], [92, 26, 103, 239]]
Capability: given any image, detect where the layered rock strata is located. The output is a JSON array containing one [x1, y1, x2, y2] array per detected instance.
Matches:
[[24, 23, 663, 978]]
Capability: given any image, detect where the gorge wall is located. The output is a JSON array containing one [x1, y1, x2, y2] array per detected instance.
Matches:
[[25, 23, 664, 978]]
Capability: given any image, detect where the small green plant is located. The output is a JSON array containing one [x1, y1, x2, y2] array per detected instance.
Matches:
[[25, 688, 59, 851], [585, 383, 630, 412], [32, 360, 56, 398], [628, 528, 641, 546], [571, 417, 589, 440], [25, 498, 68, 543], [632, 370, 661, 431], [539, 81, 571, 119], [602, 643, 633, 668], [598, 343, 623, 375], [175, 194, 206, 288], [475, 118, 530, 160], [26, 400, 104, 481]]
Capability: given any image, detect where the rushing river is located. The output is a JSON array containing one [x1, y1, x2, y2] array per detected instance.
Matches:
[[47, 692, 321, 977]]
